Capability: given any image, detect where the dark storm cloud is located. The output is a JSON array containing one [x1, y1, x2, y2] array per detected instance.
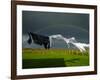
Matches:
[[22, 11, 89, 48], [22, 11, 89, 34]]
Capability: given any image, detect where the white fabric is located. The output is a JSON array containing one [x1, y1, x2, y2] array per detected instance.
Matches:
[[49, 34, 89, 52]]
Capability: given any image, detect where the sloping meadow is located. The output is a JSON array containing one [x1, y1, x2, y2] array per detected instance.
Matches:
[[22, 48, 89, 69]]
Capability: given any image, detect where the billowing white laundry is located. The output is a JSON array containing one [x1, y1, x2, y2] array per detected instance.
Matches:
[[49, 34, 89, 52]]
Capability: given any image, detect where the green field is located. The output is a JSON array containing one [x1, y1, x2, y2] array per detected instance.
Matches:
[[22, 48, 89, 69]]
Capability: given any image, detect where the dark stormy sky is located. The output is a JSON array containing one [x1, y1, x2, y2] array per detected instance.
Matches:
[[22, 11, 89, 48]]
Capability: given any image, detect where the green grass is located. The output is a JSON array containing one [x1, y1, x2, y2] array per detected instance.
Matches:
[[22, 48, 89, 69], [23, 58, 66, 69]]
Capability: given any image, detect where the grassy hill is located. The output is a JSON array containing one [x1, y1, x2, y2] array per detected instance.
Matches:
[[22, 48, 89, 69]]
